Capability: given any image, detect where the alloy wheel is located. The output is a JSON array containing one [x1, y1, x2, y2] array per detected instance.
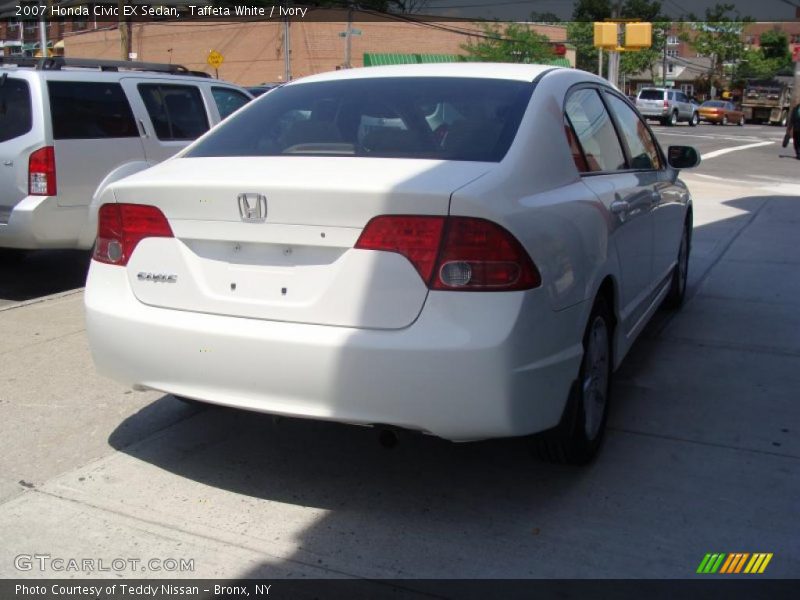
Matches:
[[582, 316, 610, 441]]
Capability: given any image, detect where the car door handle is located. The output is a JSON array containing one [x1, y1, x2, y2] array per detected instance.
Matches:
[[3, 160, 12, 166], [137, 119, 149, 138], [610, 200, 630, 215]]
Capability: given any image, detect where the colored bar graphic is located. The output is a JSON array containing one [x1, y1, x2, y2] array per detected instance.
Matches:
[[697, 554, 713, 574], [710, 553, 726, 573], [700, 552, 773, 574], [719, 554, 735, 574], [734, 553, 749, 573], [758, 553, 773, 573]]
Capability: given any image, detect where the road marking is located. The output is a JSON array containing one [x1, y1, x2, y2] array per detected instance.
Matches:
[[702, 141, 774, 159], [657, 131, 780, 142]]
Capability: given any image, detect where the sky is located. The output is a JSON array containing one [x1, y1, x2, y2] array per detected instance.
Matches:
[[417, 0, 800, 22]]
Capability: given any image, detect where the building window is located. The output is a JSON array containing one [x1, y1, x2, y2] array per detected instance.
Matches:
[[667, 62, 675, 74], [744, 35, 755, 45], [73, 19, 89, 31], [666, 49, 678, 57], [791, 34, 800, 44], [7, 21, 19, 32], [681, 84, 694, 96], [667, 36, 679, 45]]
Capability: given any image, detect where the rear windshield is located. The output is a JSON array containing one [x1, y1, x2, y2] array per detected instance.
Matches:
[[638, 90, 664, 100], [0, 77, 32, 142], [702, 101, 725, 107], [187, 77, 534, 162], [48, 81, 138, 139]]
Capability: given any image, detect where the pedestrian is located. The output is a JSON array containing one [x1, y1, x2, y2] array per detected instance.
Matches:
[[783, 102, 800, 159]]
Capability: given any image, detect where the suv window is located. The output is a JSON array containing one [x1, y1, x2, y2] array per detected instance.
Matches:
[[676, 92, 688, 103], [605, 93, 661, 170], [48, 81, 137, 139], [638, 89, 663, 101], [187, 77, 533, 162], [138, 84, 209, 141], [0, 77, 32, 142], [564, 88, 625, 173], [212, 87, 250, 119]]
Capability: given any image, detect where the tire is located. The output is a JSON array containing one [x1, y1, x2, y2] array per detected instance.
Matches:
[[532, 298, 613, 465], [689, 112, 699, 127], [738, 116, 745, 126], [780, 111, 788, 127], [668, 111, 678, 126], [174, 396, 208, 409], [663, 223, 690, 310], [721, 115, 728, 126]]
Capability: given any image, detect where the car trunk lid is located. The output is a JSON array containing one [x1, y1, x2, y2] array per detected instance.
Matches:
[[114, 156, 489, 329]]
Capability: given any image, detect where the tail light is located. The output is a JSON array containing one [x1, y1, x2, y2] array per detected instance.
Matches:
[[355, 215, 541, 291], [663, 100, 669, 108], [93, 203, 173, 266], [28, 146, 56, 196]]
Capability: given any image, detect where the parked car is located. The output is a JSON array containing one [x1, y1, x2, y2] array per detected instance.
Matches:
[[85, 63, 699, 464], [0, 57, 252, 252], [697, 100, 745, 126], [636, 87, 699, 126]]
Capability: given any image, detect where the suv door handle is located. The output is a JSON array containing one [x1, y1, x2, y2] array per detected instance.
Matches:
[[137, 119, 149, 138], [610, 200, 630, 215]]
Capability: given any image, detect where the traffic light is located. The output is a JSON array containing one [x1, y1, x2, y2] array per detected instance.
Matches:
[[594, 22, 618, 48], [625, 23, 652, 48]]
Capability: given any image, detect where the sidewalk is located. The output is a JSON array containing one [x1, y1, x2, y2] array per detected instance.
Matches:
[[0, 174, 797, 579]]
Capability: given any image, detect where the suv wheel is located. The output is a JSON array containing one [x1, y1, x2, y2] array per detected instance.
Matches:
[[532, 297, 613, 465], [689, 112, 699, 127], [669, 111, 678, 126]]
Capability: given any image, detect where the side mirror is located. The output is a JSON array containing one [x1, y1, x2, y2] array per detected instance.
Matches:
[[667, 145, 700, 170]]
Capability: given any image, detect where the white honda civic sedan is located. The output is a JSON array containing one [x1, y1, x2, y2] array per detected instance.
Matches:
[[85, 63, 699, 464]]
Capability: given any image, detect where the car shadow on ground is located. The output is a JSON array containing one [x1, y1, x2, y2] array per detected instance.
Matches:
[[0, 249, 90, 303]]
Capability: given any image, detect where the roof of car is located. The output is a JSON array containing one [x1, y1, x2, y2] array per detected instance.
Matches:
[[289, 63, 562, 85]]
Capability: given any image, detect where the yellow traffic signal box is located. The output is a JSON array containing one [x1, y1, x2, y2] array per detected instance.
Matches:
[[594, 22, 618, 48], [625, 23, 652, 48]]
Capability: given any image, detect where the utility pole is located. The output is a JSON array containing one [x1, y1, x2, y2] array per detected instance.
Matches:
[[598, 48, 603, 77], [38, 0, 48, 58], [662, 39, 667, 87], [283, 7, 292, 81], [118, 1, 132, 60], [792, 59, 800, 111], [344, 4, 353, 69], [607, 1, 622, 89]]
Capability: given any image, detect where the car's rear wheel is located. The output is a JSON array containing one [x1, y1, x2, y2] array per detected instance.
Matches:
[[663, 224, 690, 310], [738, 116, 745, 126], [721, 115, 728, 126], [689, 112, 699, 127], [532, 297, 612, 465]]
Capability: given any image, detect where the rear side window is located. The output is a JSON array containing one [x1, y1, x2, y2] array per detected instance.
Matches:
[[638, 89, 663, 101], [212, 87, 250, 119], [0, 77, 32, 142], [48, 81, 137, 139], [187, 77, 533, 162], [138, 84, 209, 141], [564, 88, 625, 173]]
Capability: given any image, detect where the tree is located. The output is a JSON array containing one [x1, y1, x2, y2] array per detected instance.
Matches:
[[758, 29, 790, 61], [462, 22, 555, 64], [680, 3, 751, 86]]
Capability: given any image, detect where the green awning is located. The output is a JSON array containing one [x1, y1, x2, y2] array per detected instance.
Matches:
[[363, 53, 571, 68], [363, 53, 467, 67]]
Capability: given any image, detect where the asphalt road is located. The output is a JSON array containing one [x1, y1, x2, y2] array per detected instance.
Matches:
[[0, 125, 798, 582]]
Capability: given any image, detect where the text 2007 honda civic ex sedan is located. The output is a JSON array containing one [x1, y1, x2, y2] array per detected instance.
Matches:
[[85, 64, 699, 464]]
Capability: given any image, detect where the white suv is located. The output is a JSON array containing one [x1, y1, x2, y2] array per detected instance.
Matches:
[[0, 57, 251, 251]]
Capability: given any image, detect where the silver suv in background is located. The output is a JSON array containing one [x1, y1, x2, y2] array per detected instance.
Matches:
[[636, 87, 698, 126], [0, 57, 252, 252]]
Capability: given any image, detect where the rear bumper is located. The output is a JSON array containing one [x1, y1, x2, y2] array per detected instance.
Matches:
[[638, 108, 670, 118], [85, 261, 585, 441], [0, 195, 87, 249]]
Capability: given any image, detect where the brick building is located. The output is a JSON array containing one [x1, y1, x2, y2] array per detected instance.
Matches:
[[53, 17, 570, 85]]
